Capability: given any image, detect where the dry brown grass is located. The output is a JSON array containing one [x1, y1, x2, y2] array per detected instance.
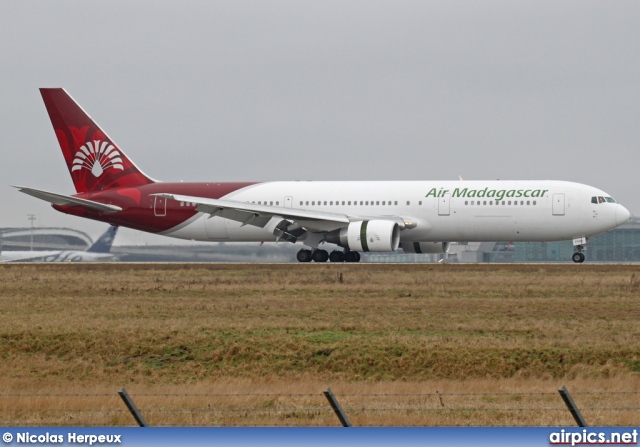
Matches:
[[0, 263, 639, 426]]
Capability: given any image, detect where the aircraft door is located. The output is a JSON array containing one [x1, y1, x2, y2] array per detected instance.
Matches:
[[552, 193, 565, 216], [284, 196, 293, 208], [154, 196, 167, 216], [438, 193, 451, 216]]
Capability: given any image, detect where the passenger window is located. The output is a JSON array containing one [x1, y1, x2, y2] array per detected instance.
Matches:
[[483, 201, 486, 205], [533, 201, 536, 205], [406, 201, 410, 206], [527, 201, 530, 205]]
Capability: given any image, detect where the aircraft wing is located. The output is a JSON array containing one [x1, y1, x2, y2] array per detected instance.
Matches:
[[151, 193, 406, 233], [13, 186, 122, 213]]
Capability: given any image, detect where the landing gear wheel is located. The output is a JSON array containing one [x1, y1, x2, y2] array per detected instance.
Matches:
[[329, 251, 345, 262], [296, 249, 312, 263], [572, 252, 585, 263], [312, 249, 329, 262], [344, 251, 361, 263]]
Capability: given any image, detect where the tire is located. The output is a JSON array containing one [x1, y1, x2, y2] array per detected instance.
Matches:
[[329, 251, 345, 262], [572, 252, 585, 263], [296, 249, 312, 262], [312, 249, 329, 262], [344, 251, 360, 263]]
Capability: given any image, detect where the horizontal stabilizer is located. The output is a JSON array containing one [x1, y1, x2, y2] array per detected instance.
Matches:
[[13, 186, 122, 213]]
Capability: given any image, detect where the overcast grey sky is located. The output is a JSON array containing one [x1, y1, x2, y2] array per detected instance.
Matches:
[[1, 1, 639, 245]]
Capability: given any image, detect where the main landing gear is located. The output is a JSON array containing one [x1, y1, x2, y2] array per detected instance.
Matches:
[[296, 249, 360, 263]]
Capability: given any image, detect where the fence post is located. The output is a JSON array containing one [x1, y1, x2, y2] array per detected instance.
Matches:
[[558, 385, 587, 427], [118, 387, 148, 427], [323, 387, 352, 427]]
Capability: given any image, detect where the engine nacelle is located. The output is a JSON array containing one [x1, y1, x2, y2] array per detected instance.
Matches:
[[327, 220, 400, 252], [401, 242, 451, 254]]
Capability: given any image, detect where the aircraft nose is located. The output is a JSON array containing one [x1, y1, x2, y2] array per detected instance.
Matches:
[[616, 204, 631, 226]]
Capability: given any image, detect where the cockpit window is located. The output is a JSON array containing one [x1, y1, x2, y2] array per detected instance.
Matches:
[[598, 196, 605, 203], [591, 196, 598, 204], [605, 197, 616, 203]]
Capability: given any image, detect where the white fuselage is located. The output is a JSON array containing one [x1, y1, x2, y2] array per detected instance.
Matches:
[[163, 180, 629, 245]]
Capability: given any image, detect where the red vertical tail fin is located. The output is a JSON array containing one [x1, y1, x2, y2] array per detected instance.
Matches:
[[40, 88, 154, 193]]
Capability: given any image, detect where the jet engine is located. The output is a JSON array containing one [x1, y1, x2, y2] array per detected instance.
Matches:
[[326, 220, 400, 252], [401, 241, 451, 254]]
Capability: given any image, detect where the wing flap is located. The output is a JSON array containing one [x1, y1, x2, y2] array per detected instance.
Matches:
[[197, 204, 273, 228], [152, 193, 352, 232]]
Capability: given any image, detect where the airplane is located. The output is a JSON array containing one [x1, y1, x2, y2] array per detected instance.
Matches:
[[0, 225, 118, 262], [15, 88, 631, 263]]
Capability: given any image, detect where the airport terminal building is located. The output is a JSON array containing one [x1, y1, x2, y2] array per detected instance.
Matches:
[[456, 215, 640, 263], [366, 216, 640, 263], [0, 227, 92, 251], [2, 217, 639, 263]]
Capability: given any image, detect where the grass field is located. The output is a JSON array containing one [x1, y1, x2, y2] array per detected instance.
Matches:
[[0, 263, 638, 426]]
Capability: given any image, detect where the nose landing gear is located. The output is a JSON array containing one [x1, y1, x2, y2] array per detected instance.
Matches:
[[572, 251, 585, 263], [572, 237, 588, 263]]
